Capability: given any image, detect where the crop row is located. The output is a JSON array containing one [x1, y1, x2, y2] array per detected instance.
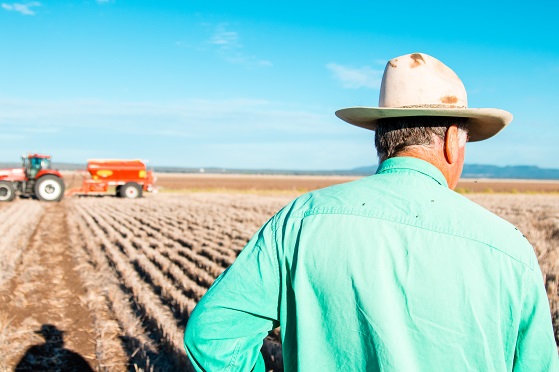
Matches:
[[66, 194, 287, 370], [64, 192, 559, 370], [0, 200, 44, 287]]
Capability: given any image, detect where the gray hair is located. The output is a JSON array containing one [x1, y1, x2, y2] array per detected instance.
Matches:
[[374, 116, 469, 161]]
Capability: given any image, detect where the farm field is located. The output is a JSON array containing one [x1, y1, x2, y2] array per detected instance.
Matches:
[[64, 170, 559, 194], [0, 178, 558, 371], [154, 172, 559, 193]]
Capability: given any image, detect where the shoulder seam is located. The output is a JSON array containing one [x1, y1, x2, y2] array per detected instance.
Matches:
[[289, 207, 533, 269]]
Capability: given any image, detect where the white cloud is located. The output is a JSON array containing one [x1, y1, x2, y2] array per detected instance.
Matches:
[[188, 140, 375, 170], [221, 53, 272, 67], [209, 27, 240, 49], [326, 63, 383, 89], [0, 97, 367, 168], [0, 97, 341, 137], [1, 1, 40, 15], [0, 133, 24, 140], [207, 24, 272, 68]]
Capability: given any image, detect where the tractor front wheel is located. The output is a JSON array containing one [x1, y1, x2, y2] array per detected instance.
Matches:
[[34, 175, 65, 202], [0, 181, 16, 202], [119, 182, 142, 199]]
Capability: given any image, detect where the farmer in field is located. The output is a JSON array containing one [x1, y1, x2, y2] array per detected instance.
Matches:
[[184, 53, 558, 371]]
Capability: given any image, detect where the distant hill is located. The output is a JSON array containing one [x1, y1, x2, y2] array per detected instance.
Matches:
[[337, 164, 559, 180], [340, 164, 559, 180], [461, 164, 559, 180], [154, 164, 559, 180], [1, 162, 559, 180]]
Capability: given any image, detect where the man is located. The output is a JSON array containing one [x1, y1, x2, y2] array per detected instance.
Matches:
[[185, 53, 559, 371]]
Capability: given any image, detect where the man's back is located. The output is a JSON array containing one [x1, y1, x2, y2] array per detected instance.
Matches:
[[277, 157, 556, 370], [185, 157, 558, 371]]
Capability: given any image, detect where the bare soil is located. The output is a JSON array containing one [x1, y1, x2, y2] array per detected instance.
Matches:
[[457, 179, 559, 193], [0, 202, 97, 370], [0, 190, 557, 371], [62, 170, 559, 194], [154, 173, 559, 193], [154, 173, 359, 192]]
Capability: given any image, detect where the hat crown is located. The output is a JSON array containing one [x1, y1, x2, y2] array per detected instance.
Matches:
[[379, 53, 468, 109]]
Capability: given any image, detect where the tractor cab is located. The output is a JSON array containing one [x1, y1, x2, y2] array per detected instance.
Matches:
[[23, 154, 52, 180], [0, 153, 64, 202]]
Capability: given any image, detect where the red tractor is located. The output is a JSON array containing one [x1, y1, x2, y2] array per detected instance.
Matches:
[[0, 154, 65, 202]]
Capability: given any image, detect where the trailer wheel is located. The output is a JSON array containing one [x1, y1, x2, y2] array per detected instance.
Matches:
[[119, 182, 142, 199], [34, 175, 65, 202], [0, 181, 16, 202]]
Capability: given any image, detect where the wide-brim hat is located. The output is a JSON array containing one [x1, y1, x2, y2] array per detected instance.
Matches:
[[335, 53, 513, 142]]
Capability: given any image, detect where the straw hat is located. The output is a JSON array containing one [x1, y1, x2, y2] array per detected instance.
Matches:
[[335, 53, 512, 142]]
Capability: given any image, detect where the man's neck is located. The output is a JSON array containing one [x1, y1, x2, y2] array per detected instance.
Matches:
[[390, 150, 453, 189]]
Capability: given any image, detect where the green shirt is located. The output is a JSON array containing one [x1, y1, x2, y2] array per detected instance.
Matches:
[[184, 157, 558, 371]]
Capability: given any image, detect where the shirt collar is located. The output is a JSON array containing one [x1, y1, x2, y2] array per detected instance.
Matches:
[[375, 157, 449, 188]]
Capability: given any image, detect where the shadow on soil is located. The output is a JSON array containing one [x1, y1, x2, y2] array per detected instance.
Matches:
[[14, 324, 94, 372]]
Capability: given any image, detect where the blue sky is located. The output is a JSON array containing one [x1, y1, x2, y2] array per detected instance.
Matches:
[[0, 1, 558, 170]]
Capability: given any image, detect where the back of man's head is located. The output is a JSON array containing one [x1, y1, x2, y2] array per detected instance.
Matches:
[[375, 117, 469, 162]]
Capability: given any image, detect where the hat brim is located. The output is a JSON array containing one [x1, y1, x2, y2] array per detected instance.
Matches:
[[335, 107, 513, 142]]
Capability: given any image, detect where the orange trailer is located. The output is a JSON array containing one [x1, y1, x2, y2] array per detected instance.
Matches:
[[67, 159, 156, 198]]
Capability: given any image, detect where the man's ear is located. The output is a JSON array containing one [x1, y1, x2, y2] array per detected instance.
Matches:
[[444, 124, 460, 165]]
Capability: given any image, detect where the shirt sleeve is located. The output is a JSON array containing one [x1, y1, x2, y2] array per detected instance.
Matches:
[[513, 252, 559, 371], [184, 215, 281, 372]]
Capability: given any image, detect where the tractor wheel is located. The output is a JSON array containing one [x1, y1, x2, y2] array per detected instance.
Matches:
[[34, 175, 65, 202], [119, 182, 142, 199], [0, 181, 16, 202], [115, 185, 122, 197]]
